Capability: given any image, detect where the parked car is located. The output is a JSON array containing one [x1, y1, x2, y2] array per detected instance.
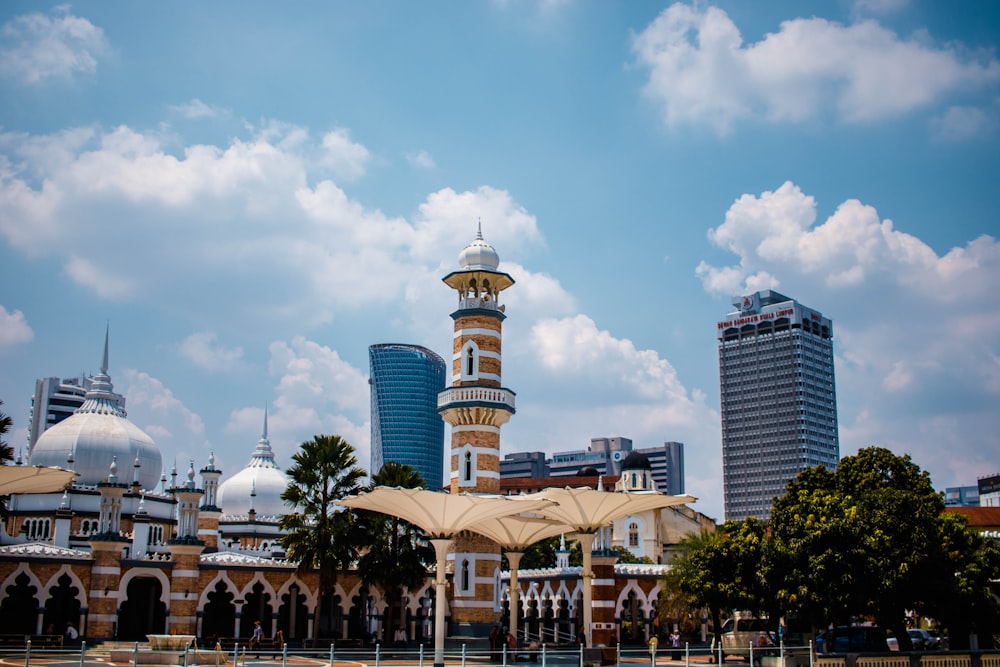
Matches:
[[713, 617, 769, 650], [710, 617, 770, 661], [907, 629, 941, 650], [816, 626, 890, 653]]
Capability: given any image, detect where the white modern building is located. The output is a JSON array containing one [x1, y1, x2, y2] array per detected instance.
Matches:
[[717, 290, 839, 521]]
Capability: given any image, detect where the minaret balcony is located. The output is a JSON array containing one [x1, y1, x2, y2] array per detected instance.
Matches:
[[457, 297, 504, 311], [437, 386, 516, 412]]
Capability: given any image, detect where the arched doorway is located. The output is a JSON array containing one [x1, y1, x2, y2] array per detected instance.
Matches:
[[240, 582, 273, 638], [43, 574, 82, 638], [277, 584, 309, 641], [117, 577, 166, 640], [202, 581, 236, 644], [0, 573, 39, 635]]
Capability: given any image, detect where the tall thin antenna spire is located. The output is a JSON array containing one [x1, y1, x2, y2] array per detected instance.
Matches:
[[476, 218, 483, 239], [263, 405, 268, 440]]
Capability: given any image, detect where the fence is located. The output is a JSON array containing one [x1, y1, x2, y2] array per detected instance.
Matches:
[[0, 639, 997, 667]]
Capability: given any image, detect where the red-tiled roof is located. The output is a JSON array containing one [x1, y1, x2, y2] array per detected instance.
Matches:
[[944, 506, 1000, 529], [500, 475, 621, 494]]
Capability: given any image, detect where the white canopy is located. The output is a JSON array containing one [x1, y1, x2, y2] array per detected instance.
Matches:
[[337, 486, 554, 537], [0, 465, 77, 495]]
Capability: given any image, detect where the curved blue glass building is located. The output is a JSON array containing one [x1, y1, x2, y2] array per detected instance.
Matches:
[[369, 343, 447, 489]]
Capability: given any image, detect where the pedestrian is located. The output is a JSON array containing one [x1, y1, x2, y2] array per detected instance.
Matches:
[[64, 622, 79, 641], [489, 625, 501, 663], [671, 629, 681, 660], [272, 629, 285, 660], [251, 620, 263, 658]]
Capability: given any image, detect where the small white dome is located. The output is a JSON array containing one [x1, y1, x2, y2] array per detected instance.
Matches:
[[217, 412, 289, 518], [458, 224, 499, 271], [28, 331, 162, 490]]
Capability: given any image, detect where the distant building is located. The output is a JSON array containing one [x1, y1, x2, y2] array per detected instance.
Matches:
[[28, 375, 125, 454], [526, 437, 686, 495], [944, 485, 980, 507], [369, 343, 447, 489], [500, 451, 548, 478], [635, 441, 684, 495], [718, 290, 839, 521], [549, 437, 633, 478], [979, 474, 1000, 507]]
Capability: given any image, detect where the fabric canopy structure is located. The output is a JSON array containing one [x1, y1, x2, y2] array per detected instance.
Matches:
[[0, 465, 77, 495], [466, 513, 569, 646], [337, 486, 555, 537], [526, 487, 696, 533], [337, 487, 556, 667], [524, 487, 697, 645]]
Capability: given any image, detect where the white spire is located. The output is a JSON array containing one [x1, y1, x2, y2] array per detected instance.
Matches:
[[79, 324, 126, 418]]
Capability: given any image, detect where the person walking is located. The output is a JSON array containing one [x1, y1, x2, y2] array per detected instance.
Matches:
[[251, 620, 263, 658], [671, 629, 682, 661]]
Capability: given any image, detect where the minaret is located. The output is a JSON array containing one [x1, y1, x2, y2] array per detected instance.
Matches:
[[198, 451, 223, 551], [437, 224, 516, 634]]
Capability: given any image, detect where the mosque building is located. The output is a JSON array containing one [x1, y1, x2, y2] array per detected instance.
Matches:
[[0, 230, 708, 647]]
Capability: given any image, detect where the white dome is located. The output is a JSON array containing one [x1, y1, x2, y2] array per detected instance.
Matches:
[[28, 333, 162, 490], [458, 224, 499, 271], [217, 414, 289, 518]]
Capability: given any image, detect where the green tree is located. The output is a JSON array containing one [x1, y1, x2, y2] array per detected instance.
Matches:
[[0, 400, 16, 519], [660, 528, 745, 649], [612, 546, 654, 564], [769, 447, 946, 649], [835, 447, 944, 649], [356, 462, 434, 644], [768, 465, 862, 632], [921, 511, 1000, 649], [279, 434, 367, 638]]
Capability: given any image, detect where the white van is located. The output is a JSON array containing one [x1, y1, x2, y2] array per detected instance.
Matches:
[[711, 617, 770, 659]]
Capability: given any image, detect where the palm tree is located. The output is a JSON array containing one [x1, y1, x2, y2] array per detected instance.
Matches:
[[279, 434, 367, 638], [0, 400, 16, 519], [356, 463, 434, 646]]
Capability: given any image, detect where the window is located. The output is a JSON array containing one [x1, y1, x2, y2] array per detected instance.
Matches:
[[628, 523, 639, 548], [464, 451, 473, 482], [461, 559, 470, 591]]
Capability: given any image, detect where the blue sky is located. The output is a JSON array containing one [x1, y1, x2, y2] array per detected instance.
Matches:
[[0, 1, 998, 521]]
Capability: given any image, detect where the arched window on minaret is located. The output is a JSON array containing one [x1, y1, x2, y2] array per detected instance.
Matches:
[[464, 451, 473, 482], [461, 341, 480, 381], [628, 522, 639, 548], [461, 559, 470, 591]]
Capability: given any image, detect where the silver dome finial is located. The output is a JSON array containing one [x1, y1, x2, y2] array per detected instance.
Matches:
[[108, 456, 119, 483]]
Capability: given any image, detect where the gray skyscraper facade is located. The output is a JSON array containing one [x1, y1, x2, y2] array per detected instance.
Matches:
[[369, 343, 447, 489], [718, 290, 839, 521]]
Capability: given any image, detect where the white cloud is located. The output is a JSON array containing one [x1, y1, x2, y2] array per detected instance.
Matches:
[[930, 104, 997, 142], [120, 370, 206, 453], [178, 332, 244, 372], [0, 305, 33, 348], [0, 6, 110, 84], [406, 149, 436, 169], [320, 128, 371, 181], [64, 255, 134, 300], [631, 3, 1000, 134], [696, 181, 1000, 500], [169, 99, 229, 120], [222, 337, 372, 470]]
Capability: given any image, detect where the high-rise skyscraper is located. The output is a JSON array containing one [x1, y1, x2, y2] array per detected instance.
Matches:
[[369, 343, 447, 489], [717, 289, 839, 521]]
